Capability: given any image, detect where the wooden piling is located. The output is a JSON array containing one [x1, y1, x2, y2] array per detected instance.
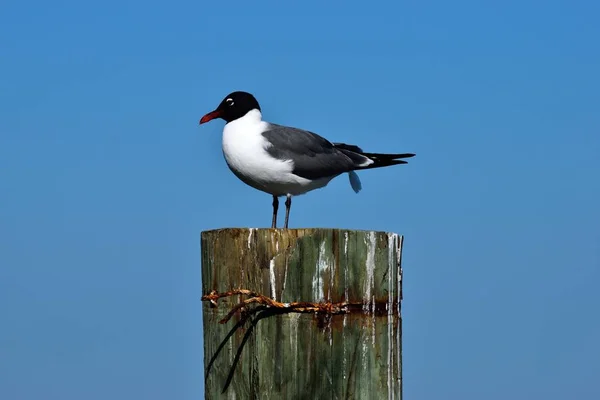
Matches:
[[201, 228, 403, 399]]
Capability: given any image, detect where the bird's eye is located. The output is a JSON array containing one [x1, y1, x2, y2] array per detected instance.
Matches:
[[226, 98, 234, 106]]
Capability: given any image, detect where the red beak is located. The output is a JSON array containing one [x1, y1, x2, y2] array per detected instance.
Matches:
[[199, 110, 221, 124]]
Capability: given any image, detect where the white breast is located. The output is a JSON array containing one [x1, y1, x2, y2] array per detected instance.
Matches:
[[221, 110, 332, 196]]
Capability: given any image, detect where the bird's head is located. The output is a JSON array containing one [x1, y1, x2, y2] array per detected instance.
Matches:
[[199, 91, 261, 125]]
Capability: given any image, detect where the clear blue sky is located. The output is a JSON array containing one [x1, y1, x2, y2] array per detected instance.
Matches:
[[1, 0, 599, 399]]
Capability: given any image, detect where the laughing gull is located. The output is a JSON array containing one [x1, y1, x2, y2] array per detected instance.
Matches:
[[199, 91, 415, 229]]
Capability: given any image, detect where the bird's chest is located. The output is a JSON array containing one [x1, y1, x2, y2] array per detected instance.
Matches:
[[221, 123, 292, 186]]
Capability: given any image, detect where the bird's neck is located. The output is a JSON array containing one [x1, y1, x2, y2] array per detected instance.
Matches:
[[238, 109, 262, 123], [223, 109, 265, 137]]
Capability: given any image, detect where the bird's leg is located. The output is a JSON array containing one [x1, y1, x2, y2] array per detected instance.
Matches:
[[271, 196, 279, 228], [284, 195, 292, 229]]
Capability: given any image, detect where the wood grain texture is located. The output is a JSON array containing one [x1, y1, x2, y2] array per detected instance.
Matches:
[[201, 228, 403, 400]]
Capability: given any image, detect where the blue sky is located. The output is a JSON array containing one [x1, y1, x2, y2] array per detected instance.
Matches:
[[1, 0, 599, 398]]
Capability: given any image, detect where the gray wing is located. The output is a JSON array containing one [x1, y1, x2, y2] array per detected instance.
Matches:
[[262, 123, 369, 180]]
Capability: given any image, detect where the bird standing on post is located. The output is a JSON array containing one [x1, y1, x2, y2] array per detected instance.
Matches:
[[199, 91, 415, 229]]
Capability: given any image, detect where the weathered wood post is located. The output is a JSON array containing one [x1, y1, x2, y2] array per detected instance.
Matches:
[[201, 228, 403, 399]]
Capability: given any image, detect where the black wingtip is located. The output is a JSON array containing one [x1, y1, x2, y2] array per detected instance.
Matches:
[[363, 152, 416, 160], [357, 158, 409, 170]]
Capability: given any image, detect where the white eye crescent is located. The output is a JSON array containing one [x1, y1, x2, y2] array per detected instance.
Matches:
[[226, 98, 234, 106]]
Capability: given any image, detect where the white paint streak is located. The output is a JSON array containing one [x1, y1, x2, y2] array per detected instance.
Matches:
[[387, 233, 397, 400], [247, 228, 254, 249], [329, 238, 335, 304], [313, 241, 330, 301], [362, 330, 369, 377], [269, 258, 277, 301], [363, 232, 377, 346], [372, 304, 376, 345], [289, 313, 300, 376], [397, 235, 403, 389], [282, 257, 288, 294], [344, 231, 348, 254], [342, 321, 347, 381], [364, 232, 376, 310], [342, 233, 350, 383], [344, 232, 349, 301]]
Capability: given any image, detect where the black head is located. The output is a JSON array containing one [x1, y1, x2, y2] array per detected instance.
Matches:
[[199, 91, 261, 125]]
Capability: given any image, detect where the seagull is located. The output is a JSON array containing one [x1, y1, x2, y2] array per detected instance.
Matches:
[[199, 91, 415, 229]]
